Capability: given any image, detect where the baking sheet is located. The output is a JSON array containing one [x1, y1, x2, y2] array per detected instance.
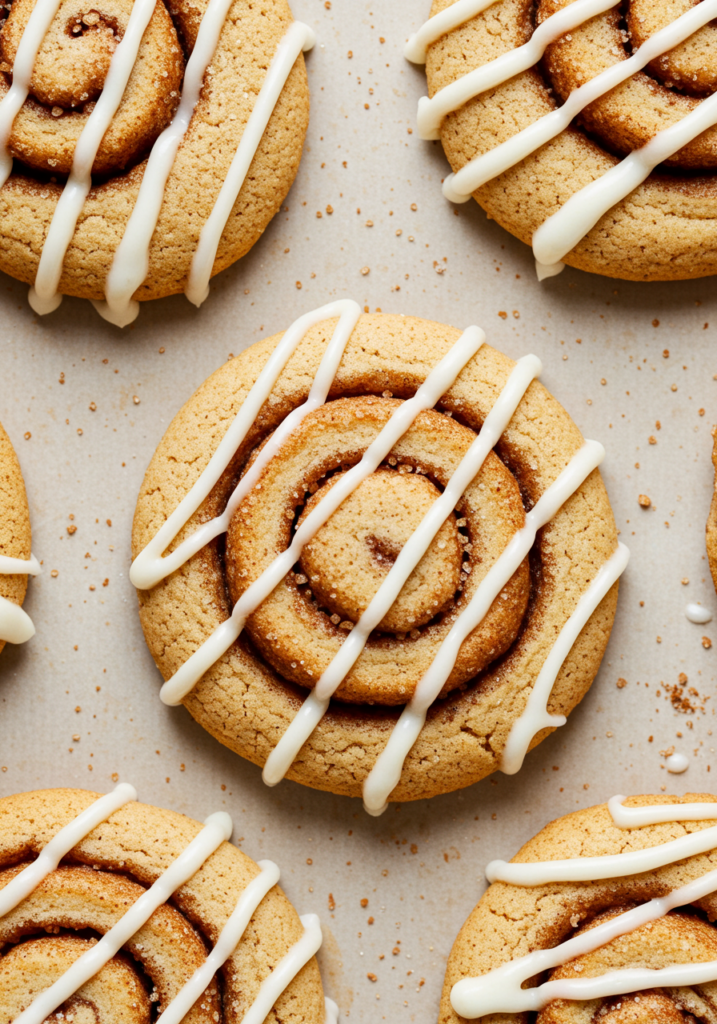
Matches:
[[1, 2, 717, 1019]]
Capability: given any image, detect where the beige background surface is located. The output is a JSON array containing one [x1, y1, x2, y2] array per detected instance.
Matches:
[[1, 2, 717, 1020]]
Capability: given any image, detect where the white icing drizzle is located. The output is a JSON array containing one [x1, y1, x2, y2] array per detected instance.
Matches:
[[451, 797, 717, 1019], [403, 0, 500, 64], [96, 18, 314, 326], [666, 751, 689, 774], [0, 0, 312, 322], [409, 0, 717, 273], [15, 810, 233, 1024], [412, 0, 618, 141], [441, 0, 717, 203], [263, 353, 543, 787], [156, 858, 280, 1023], [4, 789, 325, 1023], [28, 0, 158, 317], [0, 0, 63, 186], [686, 602, 712, 624], [157, 321, 487, 706], [130, 299, 362, 592], [0, 552, 41, 645], [0, 783, 137, 919], [501, 541, 630, 775], [362, 440, 607, 816], [184, 20, 316, 309]]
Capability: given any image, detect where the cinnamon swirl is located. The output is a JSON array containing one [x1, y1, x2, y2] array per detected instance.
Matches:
[[0, 785, 334, 1022], [407, 0, 717, 281], [0, 0, 311, 325], [131, 300, 626, 811], [0, 419, 39, 653]]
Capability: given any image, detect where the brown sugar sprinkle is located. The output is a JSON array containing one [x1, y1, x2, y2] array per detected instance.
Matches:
[[50, 569, 59, 578], [368, 916, 375, 925], [24, 432, 31, 440], [66, 525, 77, 536], [704, 636, 713, 649], [638, 494, 651, 508], [328, 893, 336, 911], [326, 204, 334, 215], [361, 266, 370, 276], [132, 395, 140, 405], [616, 677, 628, 689], [392, 947, 400, 955], [306, 858, 313, 865], [662, 672, 710, 714], [367, 973, 377, 983], [652, 319, 660, 328], [89, 402, 97, 412], [648, 436, 657, 445], [360, 898, 369, 908]]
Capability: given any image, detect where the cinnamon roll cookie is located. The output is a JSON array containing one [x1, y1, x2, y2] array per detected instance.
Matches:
[[0, 785, 335, 1022], [131, 300, 627, 812], [0, 419, 39, 653], [442, 793, 717, 1024], [0, 0, 312, 326], [407, 0, 717, 281]]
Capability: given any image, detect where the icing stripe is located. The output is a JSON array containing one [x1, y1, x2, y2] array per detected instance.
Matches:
[[610, 796, 717, 828], [28, 0, 158, 317], [240, 913, 323, 1024], [156, 858, 280, 1023], [415, 0, 618, 141], [130, 299, 362, 592], [452, 798, 717, 1018], [0, 0, 63, 186], [262, 352, 542, 787], [404, 0, 501, 64], [0, 783, 137, 918], [184, 20, 316, 308], [0, 553, 41, 645], [362, 440, 606, 816], [325, 997, 340, 1023], [533, 84, 717, 267], [157, 322, 486, 706], [442, 0, 717, 203], [500, 541, 630, 775], [96, 0, 240, 328]]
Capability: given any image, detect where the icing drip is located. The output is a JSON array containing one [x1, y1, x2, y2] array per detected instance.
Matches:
[[97, 19, 314, 326], [0, 552, 41, 645], [134, 302, 626, 808], [0, 0, 63, 186], [263, 353, 543, 787], [156, 859, 280, 1023], [131, 299, 362, 591], [28, 0, 158, 317], [184, 21, 316, 309], [157, 321, 487, 706], [4, 786, 326, 1023], [412, 0, 619, 141], [686, 602, 712, 624], [403, 0, 500, 64], [362, 440, 606, 816], [501, 541, 630, 775], [452, 797, 717, 1018], [666, 751, 689, 774], [0, 783, 137, 918], [409, 0, 717, 270]]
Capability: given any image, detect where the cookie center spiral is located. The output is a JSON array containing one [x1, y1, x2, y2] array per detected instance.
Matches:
[[298, 469, 462, 634]]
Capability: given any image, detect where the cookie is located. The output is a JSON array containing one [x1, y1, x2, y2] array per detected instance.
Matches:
[[0, 419, 38, 654], [407, 0, 717, 281], [442, 793, 717, 1023], [0, 0, 311, 325], [131, 300, 625, 811], [0, 785, 333, 1022]]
